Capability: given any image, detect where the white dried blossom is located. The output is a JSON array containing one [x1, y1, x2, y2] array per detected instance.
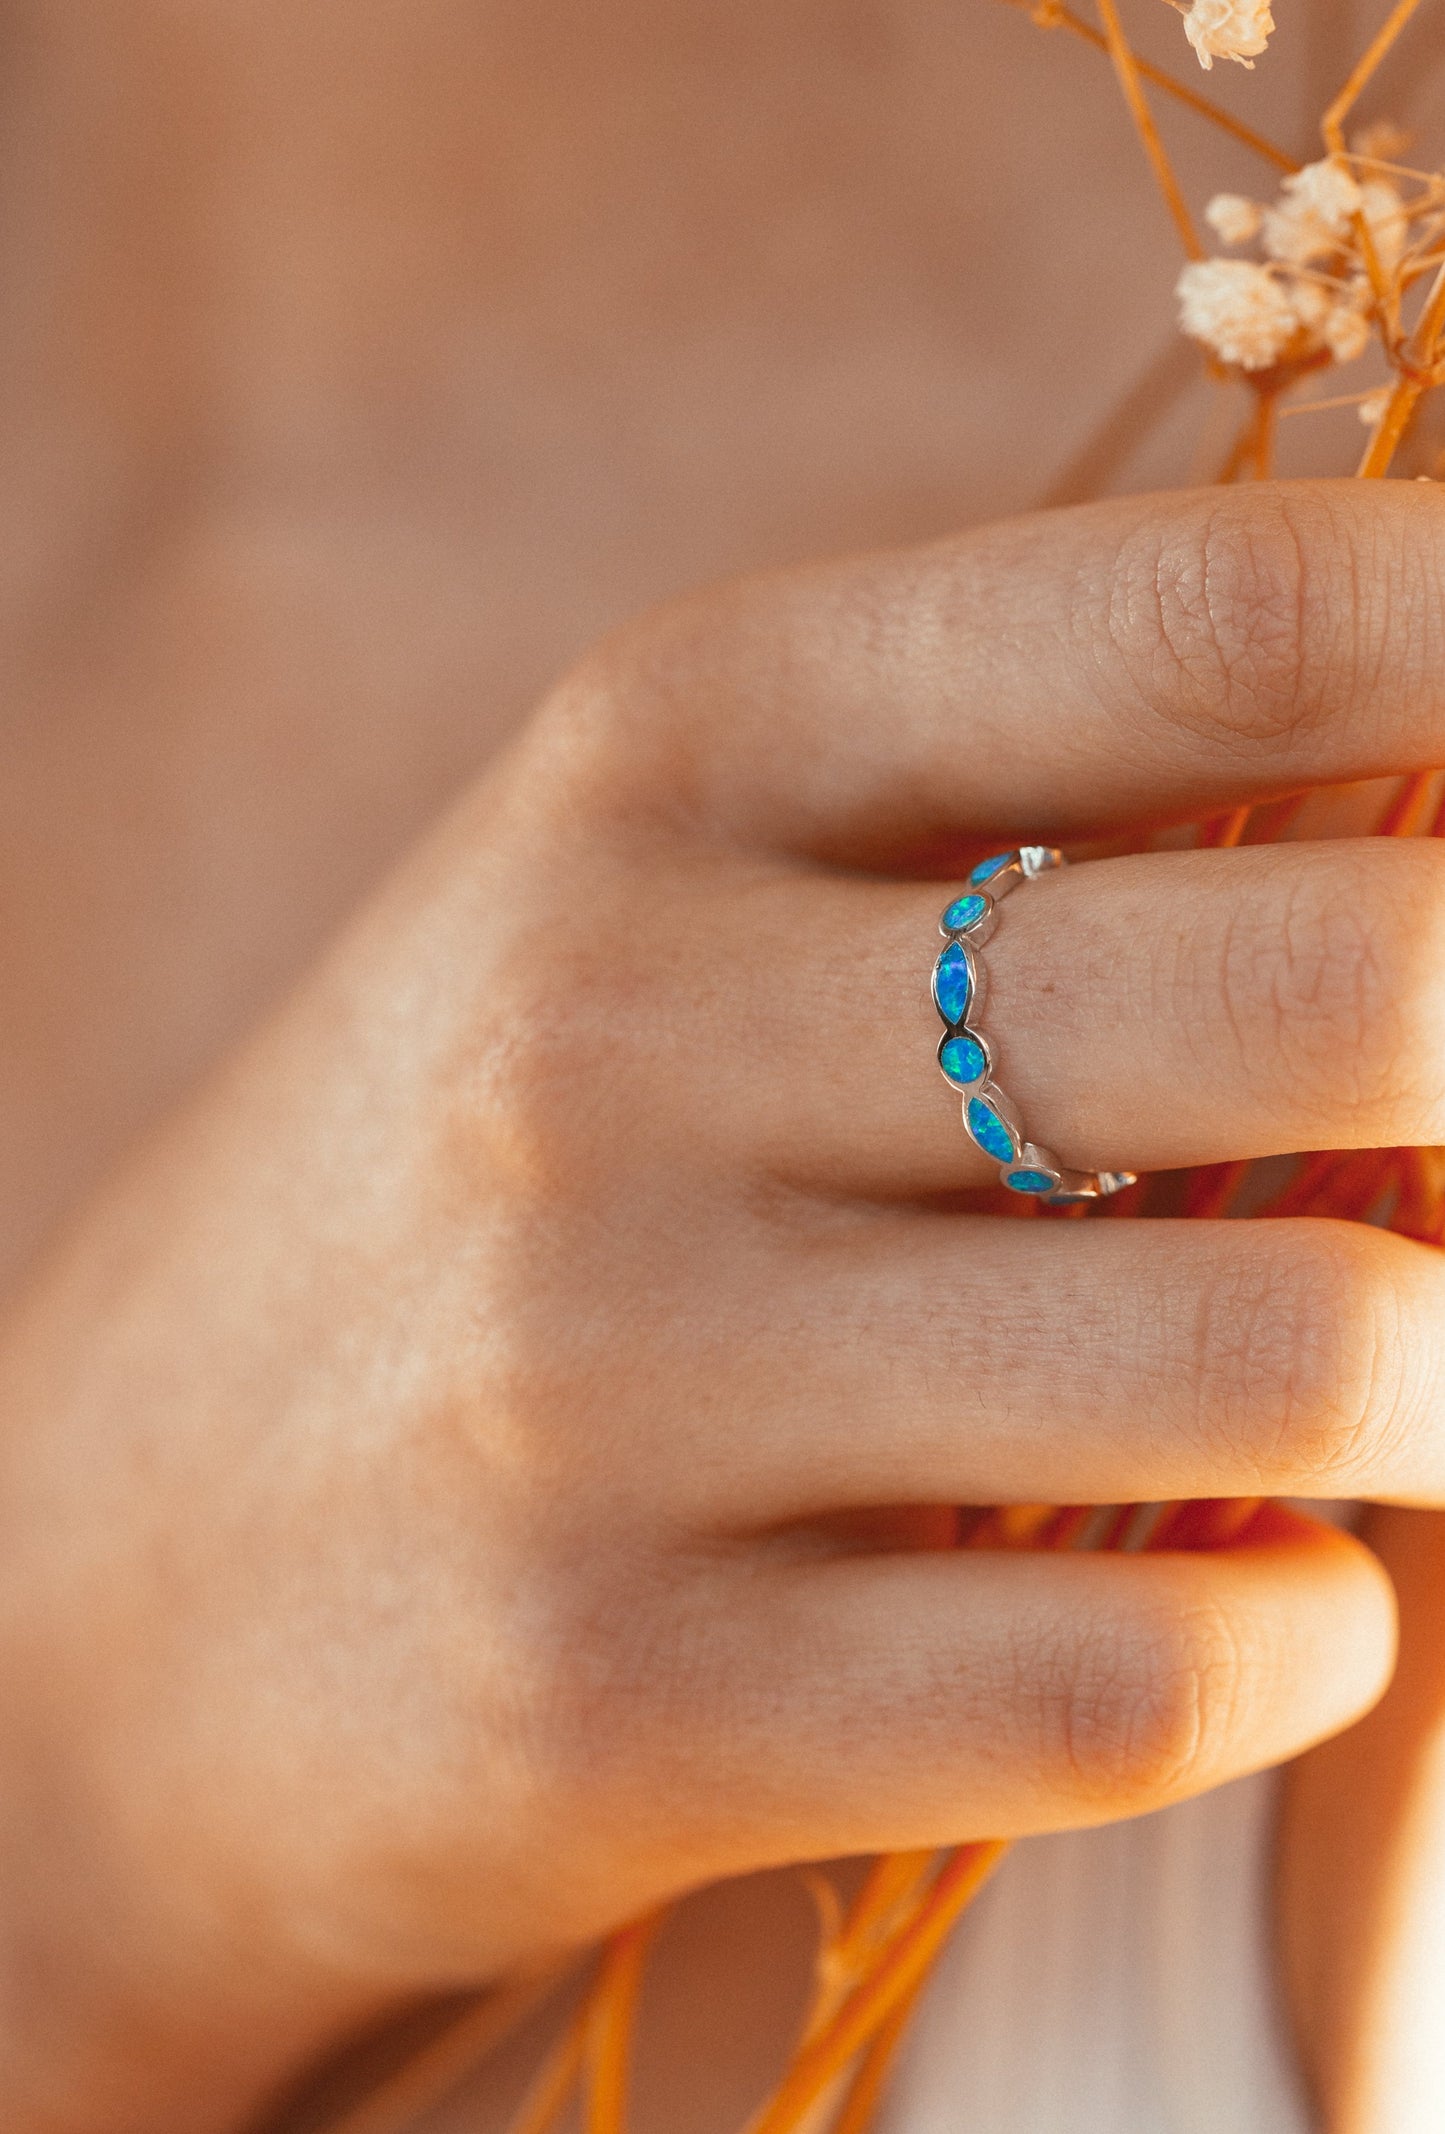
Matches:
[[1204, 193, 1264, 244], [1182, 0, 1275, 70], [1176, 258, 1298, 369], [1359, 178, 1407, 271], [1262, 158, 1364, 264], [1352, 121, 1411, 166], [1285, 277, 1332, 330], [1261, 207, 1333, 265], [1322, 305, 1372, 362], [1283, 158, 1363, 229], [1359, 387, 1392, 427]]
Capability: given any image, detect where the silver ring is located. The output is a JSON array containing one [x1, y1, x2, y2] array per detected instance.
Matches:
[[931, 847, 1137, 1205]]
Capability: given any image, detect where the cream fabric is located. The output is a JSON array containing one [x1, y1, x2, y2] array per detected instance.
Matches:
[[876, 1772, 1313, 2134]]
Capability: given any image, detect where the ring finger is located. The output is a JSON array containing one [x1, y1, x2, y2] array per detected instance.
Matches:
[[707, 834, 1445, 1194]]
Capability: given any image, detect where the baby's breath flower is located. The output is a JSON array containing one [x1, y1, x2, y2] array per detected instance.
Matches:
[[1282, 159, 1362, 228], [1204, 193, 1263, 244], [1181, 0, 1275, 70], [1359, 177, 1408, 271], [1322, 305, 1372, 362], [1285, 277, 1331, 331], [1176, 258, 1297, 369], [1359, 387, 1392, 427], [1262, 158, 1363, 264], [1352, 121, 1412, 165]]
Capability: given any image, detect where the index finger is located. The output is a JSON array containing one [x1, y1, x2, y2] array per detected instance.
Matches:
[[565, 479, 1445, 858]]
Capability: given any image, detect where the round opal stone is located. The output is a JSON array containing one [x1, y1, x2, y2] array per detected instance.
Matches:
[[966, 1095, 1018, 1163], [1005, 1168, 1057, 1195], [941, 891, 987, 932], [968, 851, 1014, 887], [939, 1033, 986, 1087], [933, 943, 972, 1025]]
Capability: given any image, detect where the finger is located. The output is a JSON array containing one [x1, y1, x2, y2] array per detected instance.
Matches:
[[692, 1214, 1445, 1518], [669, 1509, 1394, 1865], [570, 480, 1445, 857], [704, 839, 1445, 1188]]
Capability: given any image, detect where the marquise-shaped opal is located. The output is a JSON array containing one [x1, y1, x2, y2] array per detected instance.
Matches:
[[969, 852, 1013, 887], [966, 1095, 1017, 1163], [1005, 1168, 1057, 1195], [933, 943, 972, 1025], [939, 1033, 986, 1087], [942, 891, 987, 932]]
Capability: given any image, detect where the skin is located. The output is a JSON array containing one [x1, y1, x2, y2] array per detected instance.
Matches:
[[4, 6, 1445, 2131]]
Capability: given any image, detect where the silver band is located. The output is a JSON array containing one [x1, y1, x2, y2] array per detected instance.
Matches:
[[931, 846, 1137, 1205]]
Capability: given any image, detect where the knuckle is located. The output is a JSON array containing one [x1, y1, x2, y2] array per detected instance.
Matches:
[[524, 594, 734, 834], [1194, 1226, 1411, 1492], [452, 905, 669, 1206], [1107, 491, 1345, 754], [1050, 1596, 1245, 1808]]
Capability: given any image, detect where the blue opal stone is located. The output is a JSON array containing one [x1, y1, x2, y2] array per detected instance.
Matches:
[[941, 891, 987, 932], [968, 851, 1014, 887], [939, 1033, 986, 1087], [966, 1095, 1018, 1163], [1005, 1168, 1057, 1195], [933, 943, 972, 1025]]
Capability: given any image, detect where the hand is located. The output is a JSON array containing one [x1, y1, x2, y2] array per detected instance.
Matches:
[[5, 479, 1445, 2131]]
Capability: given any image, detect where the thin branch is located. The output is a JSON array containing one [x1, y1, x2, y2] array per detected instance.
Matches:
[[744, 1846, 1008, 2134], [1359, 255, 1445, 472], [1322, 0, 1431, 155], [1377, 769, 1441, 834], [829, 1978, 932, 2134], [1215, 388, 1277, 482], [1199, 806, 1254, 846], [1002, 0, 1296, 170], [1280, 387, 1384, 415], [583, 1915, 664, 2134], [505, 2006, 593, 2134], [317, 1977, 568, 2134], [1094, 0, 1203, 258]]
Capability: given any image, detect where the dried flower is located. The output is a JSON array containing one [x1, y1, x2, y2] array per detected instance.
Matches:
[[1181, 0, 1275, 70], [1284, 158, 1363, 227], [1352, 121, 1412, 165], [1205, 193, 1263, 244], [1262, 157, 1363, 264], [1176, 257, 1298, 368], [1286, 277, 1331, 330], [1359, 386, 1392, 426], [1323, 305, 1372, 362], [1359, 177, 1407, 272]]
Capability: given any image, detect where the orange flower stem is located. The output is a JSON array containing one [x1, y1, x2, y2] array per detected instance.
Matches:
[[1199, 805, 1254, 847], [830, 1853, 939, 1974], [1322, 0, 1430, 155], [327, 1978, 576, 2134], [745, 1845, 1009, 2134], [1006, 0, 1296, 170], [505, 2000, 594, 2134], [1358, 256, 1445, 475], [1183, 1159, 1253, 1219], [1251, 390, 1280, 478], [829, 1974, 933, 2134], [1256, 1149, 1357, 1219], [1358, 377, 1424, 473], [1215, 385, 1282, 485], [1377, 769, 1440, 835], [1093, 0, 1203, 259], [583, 1914, 665, 2134]]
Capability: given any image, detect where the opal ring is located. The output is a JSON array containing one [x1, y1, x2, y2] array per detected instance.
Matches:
[[932, 847, 1137, 1205]]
